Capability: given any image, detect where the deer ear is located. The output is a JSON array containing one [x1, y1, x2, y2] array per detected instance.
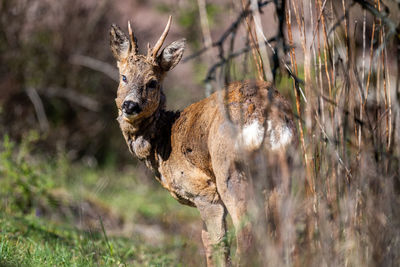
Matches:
[[158, 38, 186, 71], [110, 24, 130, 61]]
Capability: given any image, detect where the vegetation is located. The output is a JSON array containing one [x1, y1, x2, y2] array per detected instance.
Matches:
[[0, 136, 203, 266], [0, 213, 180, 267]]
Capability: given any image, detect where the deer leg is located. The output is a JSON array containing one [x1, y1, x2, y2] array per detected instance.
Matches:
[[196, 200, 229, 267], [202, 226, 218, 267], [214, 161, 254, 264], [209, 122, 255, 263]]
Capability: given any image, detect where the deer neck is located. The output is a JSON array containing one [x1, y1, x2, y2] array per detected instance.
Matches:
[[127, 106, 179, 172]]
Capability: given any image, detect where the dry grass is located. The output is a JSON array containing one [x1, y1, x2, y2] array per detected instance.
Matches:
[[225, 0, 400, 266]]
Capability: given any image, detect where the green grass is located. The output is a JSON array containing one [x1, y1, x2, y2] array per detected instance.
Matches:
[[0, 136, 204, 266], [59, 163, 199, 223], [0, 212, 184, 266]]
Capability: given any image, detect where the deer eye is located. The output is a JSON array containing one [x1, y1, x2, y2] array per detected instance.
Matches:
[[121, 75, 127, 83], [146, 80, 158, 89]]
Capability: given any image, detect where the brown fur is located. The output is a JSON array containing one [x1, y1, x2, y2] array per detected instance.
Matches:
[[110, 20, 296, 266]]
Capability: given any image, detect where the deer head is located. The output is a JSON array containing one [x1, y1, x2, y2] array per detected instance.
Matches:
[[110, 16, 185, 124]]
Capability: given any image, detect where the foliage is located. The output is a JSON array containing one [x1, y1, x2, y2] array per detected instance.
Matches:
[[0, 0, 125, 163], [0, 133, 53, 214], [0, 136, 203, 266]]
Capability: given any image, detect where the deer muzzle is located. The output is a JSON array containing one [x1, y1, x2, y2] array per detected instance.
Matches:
[[122, 100, 142, 116]]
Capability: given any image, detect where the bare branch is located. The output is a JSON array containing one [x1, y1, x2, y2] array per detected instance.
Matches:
[[37, 87, 100, 112], [70, 54, 119, 82], [182, 0, 273, 63], [26, 87, 50, 132], [353, 0, 399, 57]]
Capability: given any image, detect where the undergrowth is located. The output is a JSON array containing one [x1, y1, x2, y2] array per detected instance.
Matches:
[[0, 135, 203, 266]]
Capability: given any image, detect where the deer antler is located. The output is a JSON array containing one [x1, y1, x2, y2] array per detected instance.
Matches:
[[151, 15, 172, 59], [128, 21, 138, 54]]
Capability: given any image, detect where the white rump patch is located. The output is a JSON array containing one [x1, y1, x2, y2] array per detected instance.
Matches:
[[268, 120, 293, 150], [236, 120, 293, 151], [238, 120, 265, 150]]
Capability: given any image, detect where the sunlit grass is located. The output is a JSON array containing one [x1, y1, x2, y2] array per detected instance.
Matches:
[[0, 137, 204, 266], [0, 212, 183, 266]]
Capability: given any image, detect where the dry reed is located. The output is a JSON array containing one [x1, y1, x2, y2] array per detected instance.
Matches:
[[232, 0, 400, 266]]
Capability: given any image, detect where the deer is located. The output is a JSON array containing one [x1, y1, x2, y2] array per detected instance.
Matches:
[[110, 16, 296, 266]]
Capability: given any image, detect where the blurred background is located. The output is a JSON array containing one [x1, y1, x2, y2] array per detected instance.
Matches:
[[0, 0, 218, 164], [1, 0, 399, 266]]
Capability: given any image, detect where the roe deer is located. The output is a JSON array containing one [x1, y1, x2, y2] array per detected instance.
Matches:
[[110, 16, 296, 266]]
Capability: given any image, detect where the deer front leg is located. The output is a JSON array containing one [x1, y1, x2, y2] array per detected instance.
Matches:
[[196, 200, 229, 267]]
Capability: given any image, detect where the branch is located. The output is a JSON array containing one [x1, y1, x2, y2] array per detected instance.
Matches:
[[204, 37, 277, 82], [26, 87, 49, 132], [204, 38, 306, 103], [182, 0, 273, 63], [353, 0, 399, 57], [70, 54, 119, 82], [37, 87, 101, 112]]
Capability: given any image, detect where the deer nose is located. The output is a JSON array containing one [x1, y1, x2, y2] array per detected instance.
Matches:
[[122, 101, 142, 115]]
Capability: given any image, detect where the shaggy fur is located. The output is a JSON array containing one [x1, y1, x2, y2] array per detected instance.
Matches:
[[110, 21, 296, 266]]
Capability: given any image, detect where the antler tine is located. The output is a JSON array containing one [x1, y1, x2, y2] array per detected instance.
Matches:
[[128, 21, 138, 54], [147, 43, 151, 56], [151, 15, 172, 59]]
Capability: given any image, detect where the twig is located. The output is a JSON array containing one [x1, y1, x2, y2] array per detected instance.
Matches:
[[241, 0, 265, 81], [204, 37, 304, 84], [310, 0, 328, 48], [286, 1, 313, 196], [359, 9, 367, 151], [352, 0, 398, 58], [314, 0, 325, 124], [233, 16, 308, 102], [315, 114, 352, 179], [25, 87, 50, 132], [317, 0, 334, 121], [182, 0, 273, 63], [204, 41, 259, 81], [384, 33, 392, 150], [197, 0, 216, 95], [364, 0, 376, 112], [197, 0, 213, 54], [251, 0, 273, 81]]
